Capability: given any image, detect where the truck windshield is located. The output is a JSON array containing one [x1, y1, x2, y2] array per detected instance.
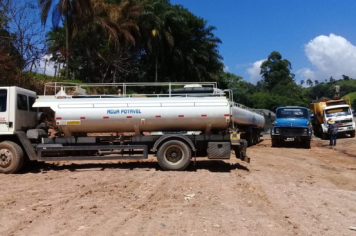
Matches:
[[325, 107, 351, 117], [276, 108, 308, 119]]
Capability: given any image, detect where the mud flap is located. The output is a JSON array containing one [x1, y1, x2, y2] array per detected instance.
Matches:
[[233, 140, 249, 163]]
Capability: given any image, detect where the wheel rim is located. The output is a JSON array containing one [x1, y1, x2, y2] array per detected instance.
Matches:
[[164, 145, 184, 165], [0, 149, 13, 168]]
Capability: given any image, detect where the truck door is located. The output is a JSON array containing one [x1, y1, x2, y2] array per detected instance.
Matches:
[[0, 89, 9, 132]]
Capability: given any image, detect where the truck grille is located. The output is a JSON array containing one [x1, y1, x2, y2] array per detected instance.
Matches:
[[279, 128, 304, 136]]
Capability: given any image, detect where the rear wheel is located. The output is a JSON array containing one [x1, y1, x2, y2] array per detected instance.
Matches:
[[256, 131, 261, 143], [246, 132, 253, 147], [271, 138, 279, 147], [350, 131, 355, 138], [0, 141, 24, 174], [251, 130, 256, 145], [157, 140, 191, 171]]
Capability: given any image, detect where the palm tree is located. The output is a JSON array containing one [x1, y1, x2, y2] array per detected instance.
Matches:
[[40, 0, 140, 80], [39, 0, 94, 79], [139, 0, 181, 82], [86, 0, 141, 82], [306, 78, 313, 87]]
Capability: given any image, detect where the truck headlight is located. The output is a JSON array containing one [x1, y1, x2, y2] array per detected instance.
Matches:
[[303, 128, 308, 135], [275, 128, 280, 134]]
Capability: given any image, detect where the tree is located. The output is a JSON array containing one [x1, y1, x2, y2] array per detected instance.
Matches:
[[39, 0, 94, 78], [43, 0, 141, 81], [330, 76, 335, 82], [2, 1, 47, 75], [137, 0, 223, 82], [218, 72, 255, 107], [260, 51, 294, 90], [300, 80, 305, 86], [342, 75, 350, 80], [306, 78, 313, 87], [314, 80, 319, 85]]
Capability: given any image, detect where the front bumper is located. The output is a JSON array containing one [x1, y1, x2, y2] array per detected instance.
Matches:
[[271, 127, 312, 141], [321, 123, 355, 133], [271, 135, 311, 141]]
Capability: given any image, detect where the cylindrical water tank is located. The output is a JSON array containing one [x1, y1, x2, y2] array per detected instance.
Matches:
[[34, 96, 265, 135]]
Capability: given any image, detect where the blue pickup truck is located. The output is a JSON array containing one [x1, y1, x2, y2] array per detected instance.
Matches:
[[271, 107, 312, 148]]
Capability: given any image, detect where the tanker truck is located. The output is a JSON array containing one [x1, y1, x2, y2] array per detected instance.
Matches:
[[310, 98, 355, 139], [0, 82, 265, 174]]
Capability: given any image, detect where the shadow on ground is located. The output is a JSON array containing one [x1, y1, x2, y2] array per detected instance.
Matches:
[[20, 160, 249, 174]]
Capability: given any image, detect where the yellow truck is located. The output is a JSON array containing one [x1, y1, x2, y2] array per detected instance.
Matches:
[[310, 98, 355, 139]]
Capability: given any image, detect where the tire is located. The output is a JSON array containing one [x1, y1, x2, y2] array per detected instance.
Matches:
[[350, 131, 355, 138], [157, 140, 191, 171], [318, 126, 328, 140], [253, 130, 258, 145], [271, 138, 278, 147], [321, 132, 328, 140], [246, 132, 253, 147], [0, 141, 24, 174], [303, 139, 311, 149], [257, 131, 261, 143], [251, 130, 256, 146]]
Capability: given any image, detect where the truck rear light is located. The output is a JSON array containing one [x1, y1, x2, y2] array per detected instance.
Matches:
[[103, 116, 109, 119], [80, 117, 85, 120], [224, 114, 230, 117], [127, 116, 132, 119], [178, 115, 184, 118], [201, 114, 207, 117], [155, 115, 161, 118], [56, 117, 62, 120]]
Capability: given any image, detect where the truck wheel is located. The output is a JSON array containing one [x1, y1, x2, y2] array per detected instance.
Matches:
[[350, 131, 355, 138], [271, 138, 278, 147], [157, 140, 191, 171], [246, 133, 253, 147], [251, 130, 256, 146], [253, 130, 258, 145], [303, 139, 311, 149], [257, 132, 261, 143], [321, 133, 328, 140], [0, 141, 24, 174]]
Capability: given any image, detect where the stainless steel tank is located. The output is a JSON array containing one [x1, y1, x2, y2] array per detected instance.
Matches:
[[34, 96, 265, 136], [231, 103, 265, 129], [34, 97, 231, 136]]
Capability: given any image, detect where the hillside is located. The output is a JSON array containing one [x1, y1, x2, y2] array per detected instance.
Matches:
[[304, 79, 356, 103]]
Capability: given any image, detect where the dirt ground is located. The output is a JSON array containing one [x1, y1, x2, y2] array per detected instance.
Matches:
[[1, 136, 356, 236]]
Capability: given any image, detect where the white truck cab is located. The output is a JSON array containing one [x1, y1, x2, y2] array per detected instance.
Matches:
[[321, 104, 355, 136], [0, 87, 37, 134]]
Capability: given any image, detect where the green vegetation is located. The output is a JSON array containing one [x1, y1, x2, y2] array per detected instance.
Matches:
[[220, 51, 356, 111], [1, 1, 356, 111], [44, 0, 223, 83]]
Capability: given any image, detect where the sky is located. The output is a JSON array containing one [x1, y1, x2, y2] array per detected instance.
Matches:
[[170, 0, 356, 85]]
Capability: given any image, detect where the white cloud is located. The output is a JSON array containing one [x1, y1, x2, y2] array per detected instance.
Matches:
[[223, 65, 229, 72], [298, 33, 356, 81], [246, 59, 266, 84]]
